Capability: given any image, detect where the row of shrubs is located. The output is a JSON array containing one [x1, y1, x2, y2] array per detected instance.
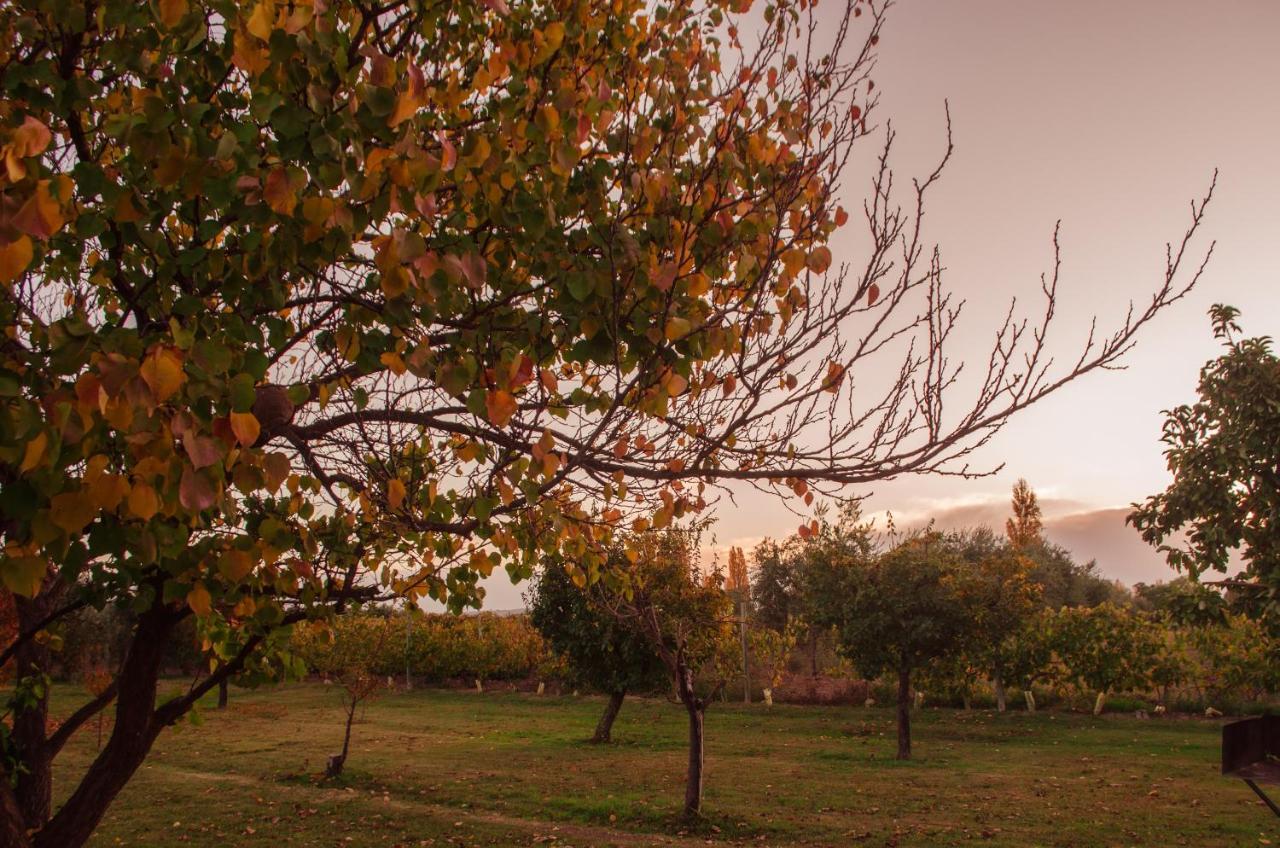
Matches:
[[289, 610, 558, 684]]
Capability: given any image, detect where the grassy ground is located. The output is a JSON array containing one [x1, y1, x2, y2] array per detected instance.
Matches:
[[49, 683, 1280, 847]]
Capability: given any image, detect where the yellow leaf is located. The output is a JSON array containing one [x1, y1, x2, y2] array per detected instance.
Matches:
[[246, 1, 274, 40], [0, 236, 34, 285], [50, 489, 97, 535], [1, 555, 47, 597], [229, 411, 261, 447], [218, 549, 254, 582], [140, 346, 185, 402], [158, 0, 188, 29], [387, 478, 406, 510], [127, 482, 160, 520], [543, 21, 565, 53], [19, 432, 47, 473], [187, 582, 213, 616]]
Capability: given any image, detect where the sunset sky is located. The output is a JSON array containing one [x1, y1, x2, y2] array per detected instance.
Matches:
[[471, 0, 1280, 610]]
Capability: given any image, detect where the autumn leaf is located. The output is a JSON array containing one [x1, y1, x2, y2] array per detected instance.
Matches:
[[218, 549, 254, 582], [0, 236, 34, 284], [263, 168, 297, 216], [12, 182, 64, 239], [140, 346, 185, 402], [50, 490, 97, 535], [127, 482, 160, 520], [484, 389, 517, 427], [823, 361, 846, 393], [157, 0, 188, 29], [867, 283, 881, 305], [1, 555, 46, 597], [387, 478, 406, 510], [179, 465, 218, 511], [246, 1, 274, 40], [19, 431, 47, 472], [229, 411, 261, 447], [186, 582, 213, 616], [182, 430, 223, 469]]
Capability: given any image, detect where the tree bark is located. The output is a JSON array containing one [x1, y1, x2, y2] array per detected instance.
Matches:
[[993, 670, 1007, 713], [11, 592, 58, 832], [217, 678, 229, 710], [1093, 690, 1107, 716], [29, 602, 180, 848], [1024, 688, 1037, 713], [592, 691, 625, 743], [683, 699, 705, 818], [896, 666, 911, 760]]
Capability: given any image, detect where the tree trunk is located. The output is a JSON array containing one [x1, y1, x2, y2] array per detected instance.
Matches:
[[896, 666, 911, 760], [1093, 690, 1107, 716], [672, 661, 706, 819], [327, 698, 358, 779], [809, 630, 819, 677], [993, 671, 1007, 713], [28, 603, 180, 848], [592, 691, 625, 743], [739, 600, 750, 704], [961, 694, 971, 711], [1024, 688, 1037, 713], [217, 678, 229, 710], [683, 700, 705, 818], [11, 593, 58, 832]]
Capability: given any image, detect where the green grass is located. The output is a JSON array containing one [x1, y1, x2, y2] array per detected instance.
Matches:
[[47, 683, 1280, 847]]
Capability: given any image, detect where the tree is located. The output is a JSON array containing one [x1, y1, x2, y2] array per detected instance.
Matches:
[[0, 0, 1214, 842], [1130, 305, 1280, 625], [825, 532, 974, 759], [1050, 603, 1159, 715], [605, 529, 732, 819], [725, 545, 750, 702], [948, 528, 1040, 712], [1005, 479, 1043, 550], [526, 552, 666, 743], [1002, 610, 1057, 712]]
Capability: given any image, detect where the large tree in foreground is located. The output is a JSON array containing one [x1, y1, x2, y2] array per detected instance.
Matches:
[[0, 0, 1214, 842], [1130, 305, 1280, 626]]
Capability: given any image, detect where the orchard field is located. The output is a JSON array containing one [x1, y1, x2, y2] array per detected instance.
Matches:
[[63, 684, 1279, 848]]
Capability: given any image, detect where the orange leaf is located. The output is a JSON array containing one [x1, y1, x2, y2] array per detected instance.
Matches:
[[0, 236, 33, 284], [484, 389, 517, 427], [867, 283, 880, 305], [387, 478, 406, 510], [263, 167, 297, 216], [19, 431, 47, 472], [229, 411, 261, 447], [157, 0, 188, 28]]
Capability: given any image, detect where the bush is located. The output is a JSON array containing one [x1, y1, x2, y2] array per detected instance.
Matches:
[[292, 610, 550, 683]]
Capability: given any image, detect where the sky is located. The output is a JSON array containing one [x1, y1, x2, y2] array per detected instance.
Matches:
[[461, 0, 1280, 610]]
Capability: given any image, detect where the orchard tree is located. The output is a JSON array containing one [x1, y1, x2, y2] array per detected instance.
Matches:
[[1001, 610, 1057, 712], [1050, 603, 1159, 715], [0, 0, 1215, 843], [826, 532, 974, 759], [1130, 305, 1280, 624], [526, 552, 666, 743], [605, 529, 732, 819], [949, 528, 1040, 711]]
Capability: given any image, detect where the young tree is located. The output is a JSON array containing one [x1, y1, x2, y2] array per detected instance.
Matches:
[[1130, 305, 1280, 625], [606, 530, 732, 819], [826, 532, 974, 759], [526, 553, 666, 743], [1002, 610, 1057, 712], [0, 0, 1214, 842]]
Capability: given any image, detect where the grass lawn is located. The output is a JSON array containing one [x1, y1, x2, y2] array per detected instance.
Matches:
[[49, 683, 1279, 847]]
